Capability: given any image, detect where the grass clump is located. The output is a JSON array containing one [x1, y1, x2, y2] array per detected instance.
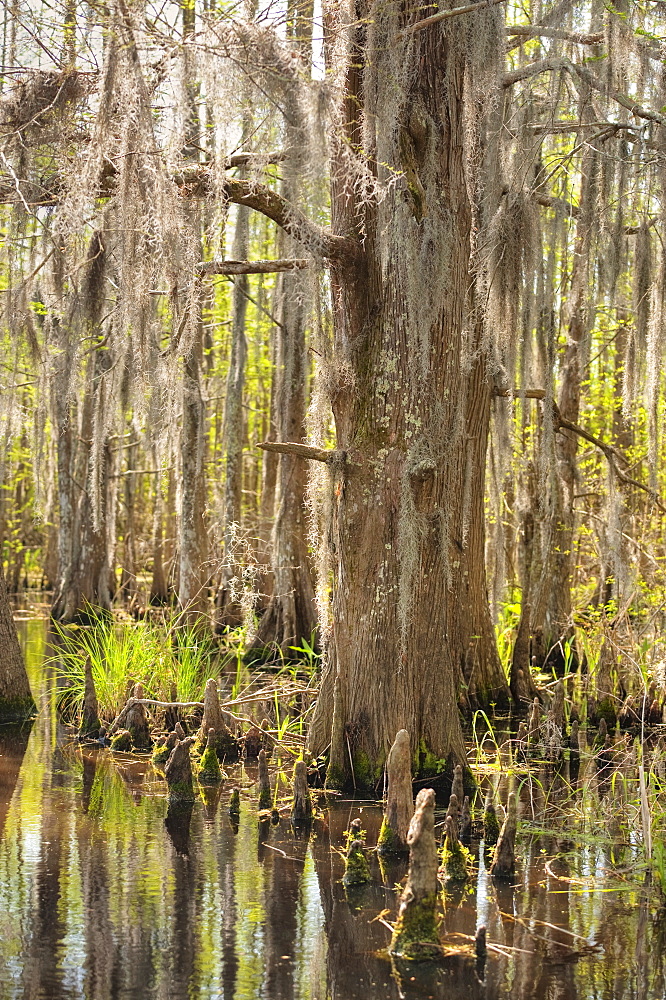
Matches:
[[50, 611, 217, 721]]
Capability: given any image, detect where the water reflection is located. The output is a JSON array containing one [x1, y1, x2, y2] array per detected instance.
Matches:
[[0, 622, 662, 998]]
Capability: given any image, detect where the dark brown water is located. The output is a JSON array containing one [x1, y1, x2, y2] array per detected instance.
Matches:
[[0, 620, 664, 999]]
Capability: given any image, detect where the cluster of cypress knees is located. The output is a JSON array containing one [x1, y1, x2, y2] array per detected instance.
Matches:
[[77, 664, 650, 964]]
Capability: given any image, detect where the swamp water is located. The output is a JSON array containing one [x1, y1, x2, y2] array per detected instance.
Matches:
[[0, 621, 664, 999]]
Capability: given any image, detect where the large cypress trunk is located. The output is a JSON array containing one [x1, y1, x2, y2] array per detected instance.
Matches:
[[309, 0, 507, 786]]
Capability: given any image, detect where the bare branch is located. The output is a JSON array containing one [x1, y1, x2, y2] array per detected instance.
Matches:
[[401, 0, 506, 36], [503, 57, 567, 88], [504, 56, 666, 130], [507, 25, 603, 45], [198, 258, 309, 275], [496, 388, 666, 512], [257, 441, 342, 464], [565, 59, 666, 129]]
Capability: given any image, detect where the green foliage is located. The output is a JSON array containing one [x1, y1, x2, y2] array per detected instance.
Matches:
[[50, 613, 217, 720]]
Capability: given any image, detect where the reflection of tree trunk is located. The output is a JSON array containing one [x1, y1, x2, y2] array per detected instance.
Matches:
[[79, 769, 116, 1000], [0, 724, 32, 837], [217, 815, 239, 998], [310, 810, 398, 999], [23, 789, 67, 997], [263, 825, 309, 997]]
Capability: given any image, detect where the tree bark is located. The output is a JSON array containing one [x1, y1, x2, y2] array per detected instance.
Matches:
[[308, 0, 508, 786], [0, 561, 35, 720]]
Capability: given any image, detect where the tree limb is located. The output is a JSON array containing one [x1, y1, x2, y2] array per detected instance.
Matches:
[[401, 0, 507, 36], [495, 387, 666, 511], [198, 258, 310, 275], [507, 25, 603, 44], [503, 57, 567, 87], [258, 441, 342, 464], [0, 162, 359, 263], [504, 56, 666, 130]]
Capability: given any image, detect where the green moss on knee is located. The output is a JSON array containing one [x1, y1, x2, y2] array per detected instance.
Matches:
[[343, 840, 371, 885], [484, 806, 500, 846], [111, 729, 132, 751], [390, 894, 440, 960], [198, 745, 223, 784], [440, 839, 472, 881]]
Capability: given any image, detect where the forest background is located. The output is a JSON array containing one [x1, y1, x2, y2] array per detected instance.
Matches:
[[2, 0, 666, 787]]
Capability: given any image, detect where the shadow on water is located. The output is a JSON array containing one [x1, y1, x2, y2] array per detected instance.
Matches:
[[0, 620, 664, 998]]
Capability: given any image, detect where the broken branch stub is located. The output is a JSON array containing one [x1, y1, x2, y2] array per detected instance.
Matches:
[[378, 729, 413, 855], [390, 787, 441, 960]]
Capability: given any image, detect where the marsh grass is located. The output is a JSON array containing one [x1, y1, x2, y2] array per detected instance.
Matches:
[[50, 612, 218, 721]]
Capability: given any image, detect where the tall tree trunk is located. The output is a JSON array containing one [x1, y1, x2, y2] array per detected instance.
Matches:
[[309, 0, 508, 787], [531, 143, 598, 671], [51, 345, 114, 622], [178, 342, 209, 620], [215, 199, 250, 630], [251, 22, 317, 654], [457, 356, 510, 708], [0, 561, 34, 720]]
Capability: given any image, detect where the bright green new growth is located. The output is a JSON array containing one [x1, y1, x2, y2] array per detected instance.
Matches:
[[51, 614, 216, 720]]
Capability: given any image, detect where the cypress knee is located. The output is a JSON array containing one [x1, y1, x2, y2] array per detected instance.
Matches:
[[164, 736, 196, 805], [490, 792, 517, 877], [79, 656, 100, 739], [291, 759, 313, 824], [378, 729, 413, 855], [389, 788, 440, 961]]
